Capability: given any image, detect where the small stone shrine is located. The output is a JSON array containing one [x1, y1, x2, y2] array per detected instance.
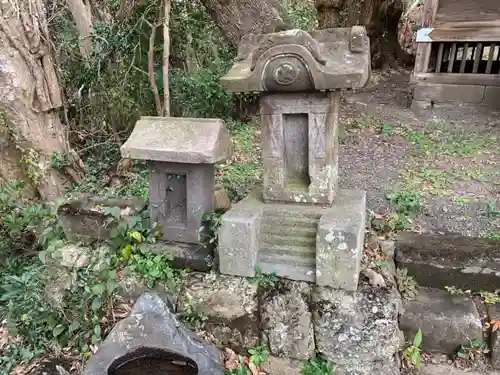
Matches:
[[121, 116, 231, 269], [218, 27, 370, 291]]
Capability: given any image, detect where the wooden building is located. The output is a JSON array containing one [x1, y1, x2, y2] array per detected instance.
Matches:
[[411, 0, 500, 110]]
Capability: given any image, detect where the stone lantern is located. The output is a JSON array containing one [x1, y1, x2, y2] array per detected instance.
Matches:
[[121, 116, 231, 269], [218, 27, 371, 291]]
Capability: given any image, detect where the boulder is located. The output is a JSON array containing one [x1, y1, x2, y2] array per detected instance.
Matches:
[[260, 280, 314, 360]]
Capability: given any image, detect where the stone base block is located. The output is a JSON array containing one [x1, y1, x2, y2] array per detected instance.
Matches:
[[176, 273, 260, 353], [218, 192, 264, 277], [316, 189, 366, 291], [399, 288, 483, 354], [148, 241, 214, 272], [217, 188, 366, 288]]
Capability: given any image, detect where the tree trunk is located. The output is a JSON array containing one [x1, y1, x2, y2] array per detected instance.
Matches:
[[315, 0, 414, 69], [163, 0, 171, 116], [66, 0, 93, 60], [200, 0, 288, 47], [0, 0, 82, 199]]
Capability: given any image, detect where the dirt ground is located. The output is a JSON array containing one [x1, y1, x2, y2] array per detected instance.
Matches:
[[339, 70, 499, 237]]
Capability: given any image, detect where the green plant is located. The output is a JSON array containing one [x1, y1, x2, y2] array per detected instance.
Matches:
[[201, 212, 224, 245], [486, 201, 500, 218], [301, 354, 334, 375], [456, 339, 489, 361], [0, 180, 57, 257], [445, 286, 471, 295], [0, 257, 121, 371], [486, 231, 500, 240], [249, 265, 278, 290], [385, 190, 422, 215], [249, 346, 270, 366], [224, 360, 251, 375], [396, 268, 418, 300], [402, 328, 423, 369], [50, 152, 72, 170], [102, 206, 182, 290]]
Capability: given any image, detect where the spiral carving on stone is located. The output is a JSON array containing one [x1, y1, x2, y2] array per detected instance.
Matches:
[[273, 63, 299, 86]]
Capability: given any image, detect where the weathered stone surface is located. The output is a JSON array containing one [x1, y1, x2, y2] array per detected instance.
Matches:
[[413, 83, 485, 103], [221, 27, 370, 92], [395, 232, 500, 291], [260, 92, 340, 205], [260, 356, 303, 375], [57, 195, 146, 245], [316, 189, 366, 291], [147, 242, 214, 272], [218, 193, 264, 278], [213, 185, 231, 212], [483, 86, 500, 107], [44, 244, 112, 307], [119, 273, 179, 310], [487, 303, 500, 369], [312, 282, 403, 366], [82, 292, 224, 375], [335, 355, 400, 375], [420, 363, 500, 375], [150, 162, 215, 244], [121, 116, 232, 164], [260, 280, 314, 360], [399, 288, 483, 354], [176, 273, 259, 352]]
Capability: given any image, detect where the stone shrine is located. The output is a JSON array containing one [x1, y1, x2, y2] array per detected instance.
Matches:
[[121, 116, 231, 269], [218, 27, 371, 290]]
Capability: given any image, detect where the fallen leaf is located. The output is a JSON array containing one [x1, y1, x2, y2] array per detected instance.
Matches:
[[249, 362, 258, 375], [224, 348, 240, 370]]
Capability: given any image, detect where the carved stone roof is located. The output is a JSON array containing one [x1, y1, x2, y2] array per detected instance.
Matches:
[[121, 116, 232, 164]]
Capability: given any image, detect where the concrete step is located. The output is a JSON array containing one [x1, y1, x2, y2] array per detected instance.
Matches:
[[261, 225, 317, 238], [261, 233, 316, 247]]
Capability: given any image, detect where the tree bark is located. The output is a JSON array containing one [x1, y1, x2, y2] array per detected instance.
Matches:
[[66, 0, 93, 59], [200, 0, 287, 47], [315, 0, 414, 69], [0, 0, 82, 199], [163, 0, 171, 116]]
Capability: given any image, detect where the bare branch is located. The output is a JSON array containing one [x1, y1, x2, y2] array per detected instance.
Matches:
[[148, 22, 163, 116]]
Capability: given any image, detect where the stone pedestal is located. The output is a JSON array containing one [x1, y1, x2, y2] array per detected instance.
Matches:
[[218, 188, 365, 290], [218, 26, 370, 289], [121, 116, 231, 270]]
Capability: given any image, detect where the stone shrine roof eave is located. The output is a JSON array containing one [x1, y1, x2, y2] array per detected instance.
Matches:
[[121, 116, 232, 164]]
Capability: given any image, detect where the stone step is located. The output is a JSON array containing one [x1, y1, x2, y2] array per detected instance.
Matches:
[[261, 233, 316, 247], [258, 252, 316, 282], [263, 208, 322, 220], [261, 225, 317, 238], [261, 216, 319, 229], [259, 244, 316, 260]]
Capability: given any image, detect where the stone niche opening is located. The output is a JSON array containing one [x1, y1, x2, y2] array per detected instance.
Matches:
[[108, 347, 198, 375], [283, 113, 310, 189]]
